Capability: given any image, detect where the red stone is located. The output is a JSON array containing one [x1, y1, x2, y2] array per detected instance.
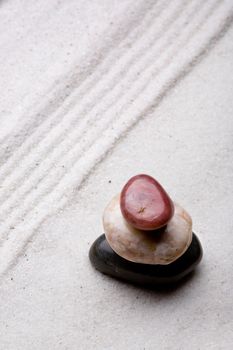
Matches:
[[120, 174, 174, 230]]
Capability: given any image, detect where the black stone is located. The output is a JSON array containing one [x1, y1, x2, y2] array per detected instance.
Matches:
[[89, 233, 203, 286]]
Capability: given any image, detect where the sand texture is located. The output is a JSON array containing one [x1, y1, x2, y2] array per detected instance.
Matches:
[[0, 1, 233, 349]]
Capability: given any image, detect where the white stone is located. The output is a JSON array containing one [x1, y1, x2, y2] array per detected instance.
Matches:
[[103, 194, 193, 265]]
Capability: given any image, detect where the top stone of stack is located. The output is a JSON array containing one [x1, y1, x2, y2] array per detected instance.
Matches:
[[120, 174, 174, 231]]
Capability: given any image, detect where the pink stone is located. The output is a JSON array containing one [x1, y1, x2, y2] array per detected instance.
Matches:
[[120, 174, 174, 230]]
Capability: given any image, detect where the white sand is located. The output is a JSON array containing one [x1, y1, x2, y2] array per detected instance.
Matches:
[[0, 1, 233, 349]]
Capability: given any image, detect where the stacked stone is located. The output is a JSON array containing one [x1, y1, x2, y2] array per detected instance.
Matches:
[[89, 175, 202, 286]]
